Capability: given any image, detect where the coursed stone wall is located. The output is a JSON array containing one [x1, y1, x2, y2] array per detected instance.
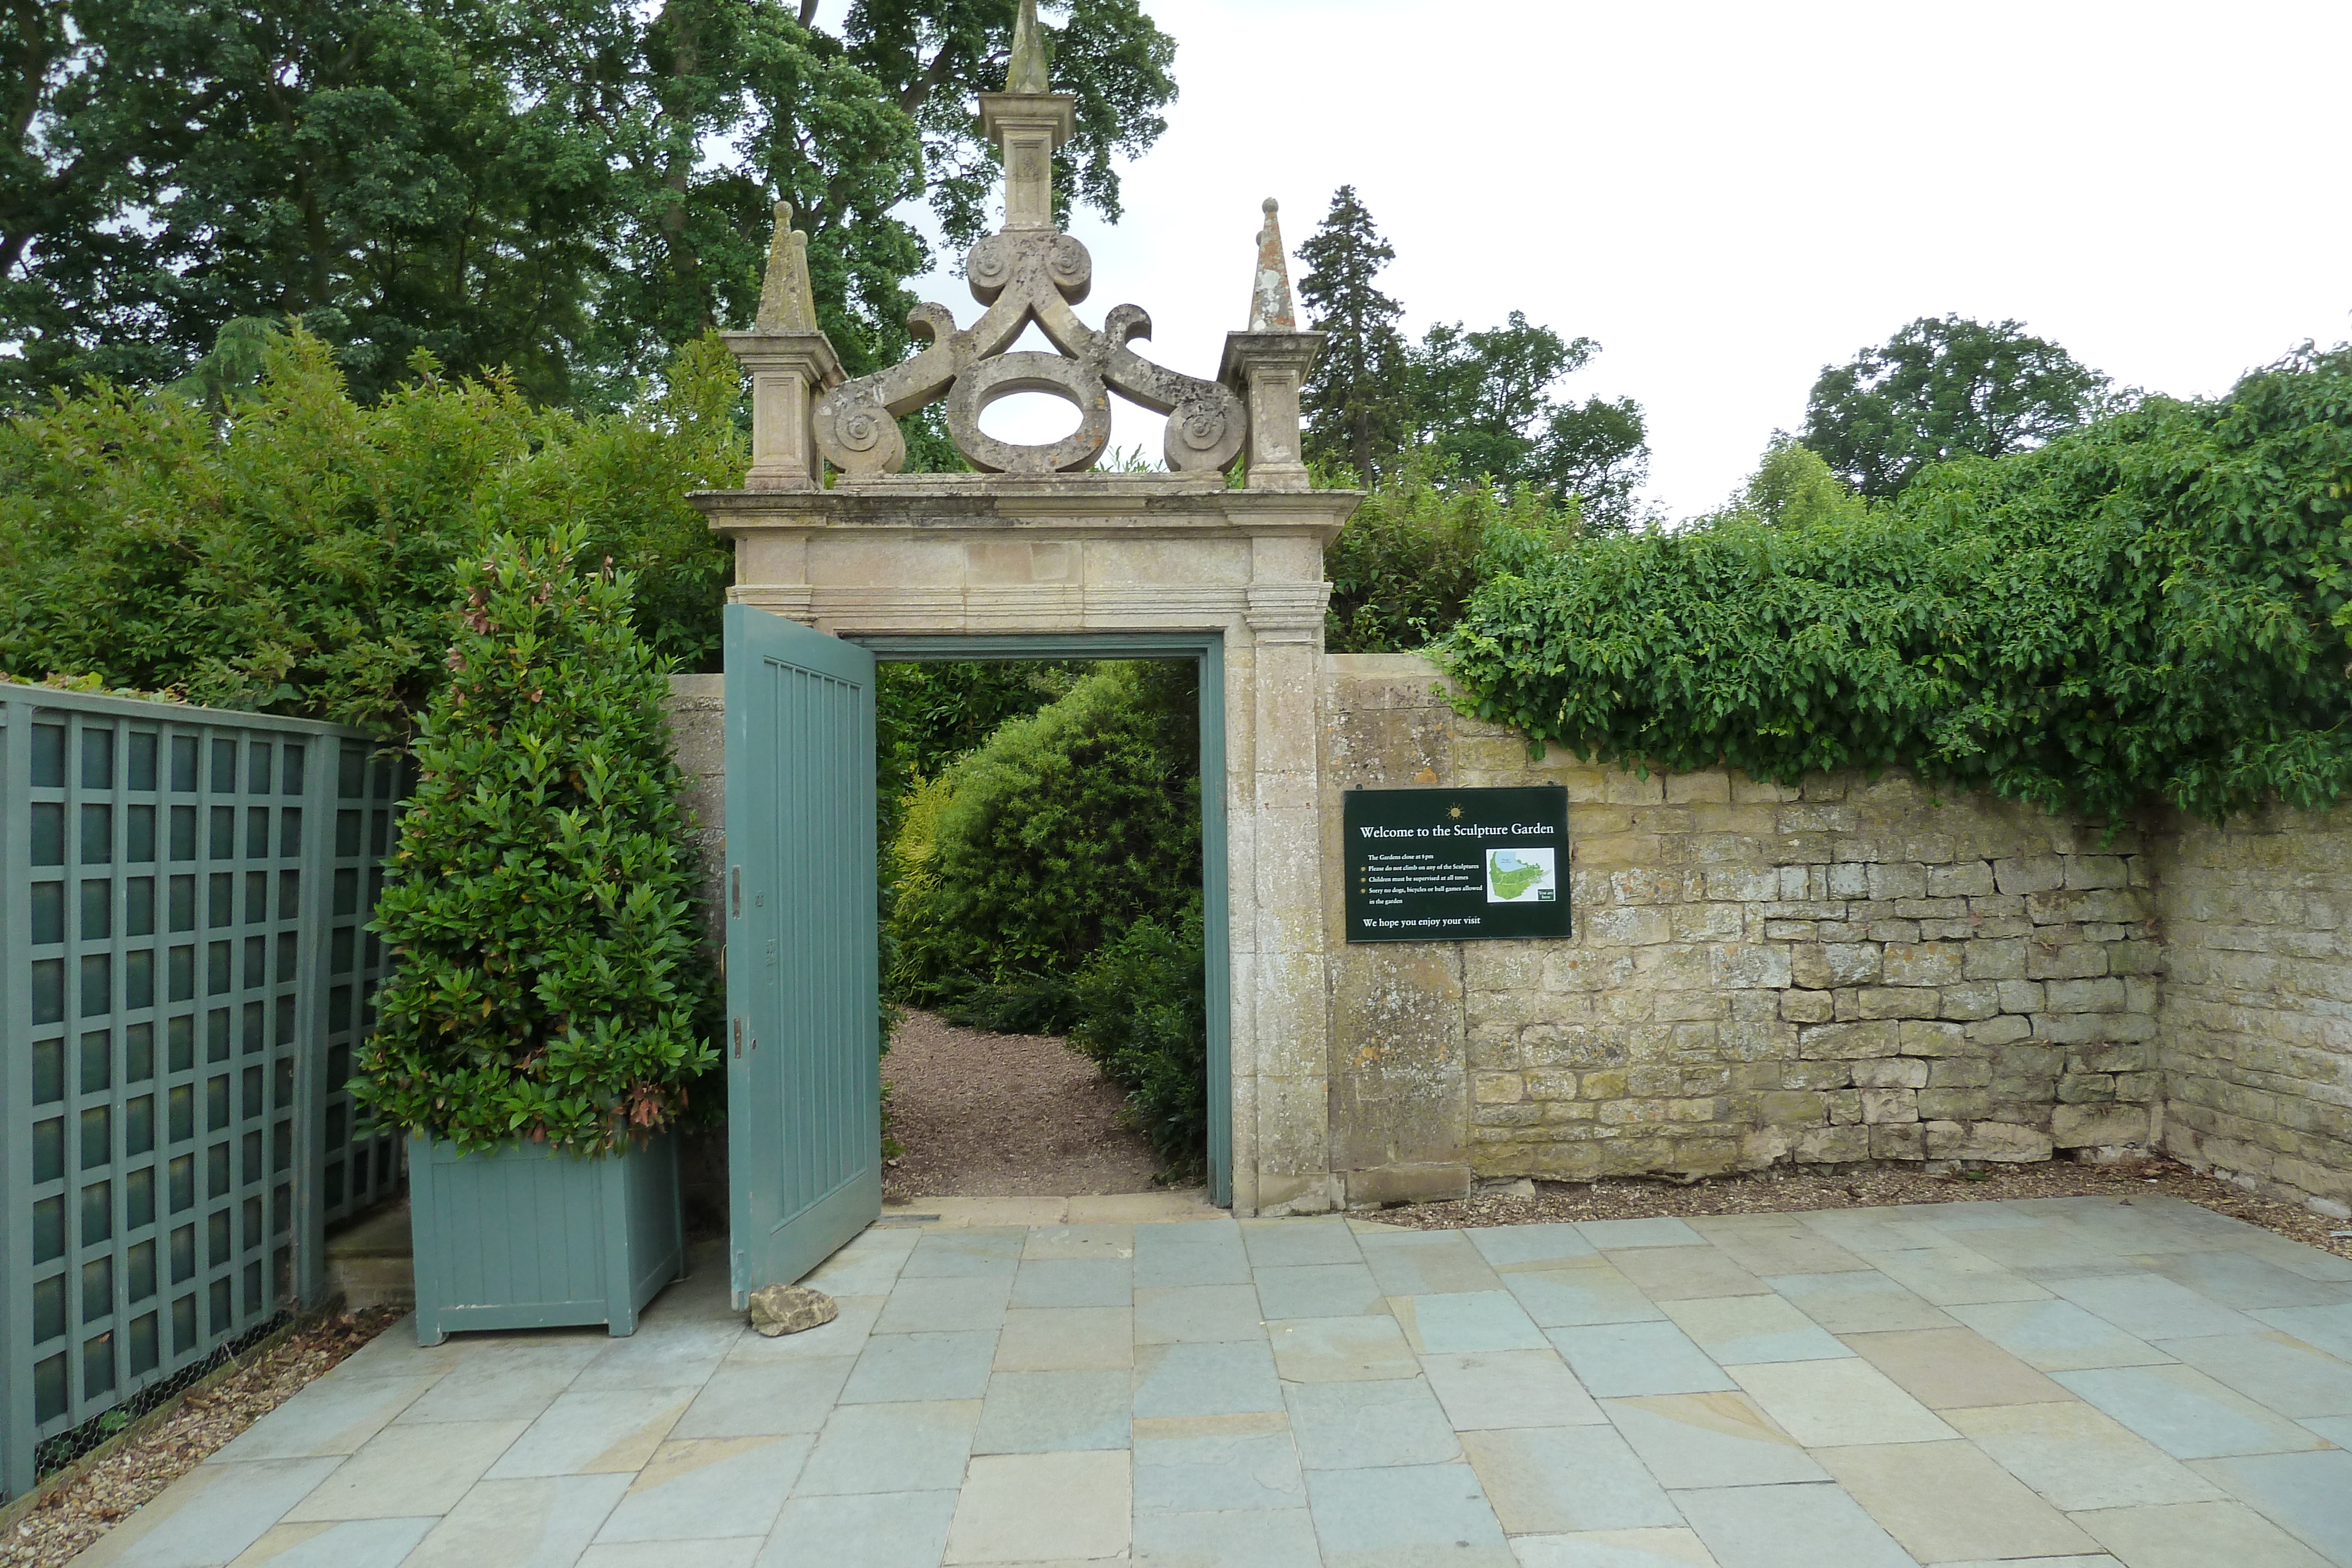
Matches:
[[669, 660, 2352, 1219], [664, 675, 729, 936], [2151, 804, 2352, 1217], [1319, 655, 2166, 1197]]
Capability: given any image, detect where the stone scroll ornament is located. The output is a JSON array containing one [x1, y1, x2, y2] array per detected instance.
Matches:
[[811, 0, 1244, 479]]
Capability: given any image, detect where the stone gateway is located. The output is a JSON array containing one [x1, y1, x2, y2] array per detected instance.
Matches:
[[684, 1, 2352, 1228]]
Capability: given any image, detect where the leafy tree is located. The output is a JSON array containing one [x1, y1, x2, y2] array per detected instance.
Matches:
[[1442, 342, 2352, 825], [0, 0, 1177, 405], [355, 524, 719, 1151], [1703, 437, 1873, 530], [1297, 185, 1411, 480], [0, 326, 746, 728], [1802, 314, 2113, 497], [1408, 311, 1650, 527], [1324, 449, 1572, 653], [879, 661, 1078, 791], [1296, 188, 1648, 517]]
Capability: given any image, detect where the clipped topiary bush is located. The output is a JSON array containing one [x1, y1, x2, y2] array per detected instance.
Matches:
[[353, 525, 719, 1151], [887, 660, 1200, 1022]]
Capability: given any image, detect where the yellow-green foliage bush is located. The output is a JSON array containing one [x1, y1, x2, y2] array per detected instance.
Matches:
[[0, 329, 744, 733]]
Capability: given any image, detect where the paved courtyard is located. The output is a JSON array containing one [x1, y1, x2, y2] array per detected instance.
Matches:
[[72, 1192, 2352, 1568]]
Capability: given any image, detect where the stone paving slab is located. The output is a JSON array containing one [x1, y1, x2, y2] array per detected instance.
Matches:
[[71, 1193, 2352, 1567]]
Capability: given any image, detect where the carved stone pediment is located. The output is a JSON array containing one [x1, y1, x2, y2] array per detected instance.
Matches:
[[723, 0, 1322, 493], [813, 228, 1245, 479]]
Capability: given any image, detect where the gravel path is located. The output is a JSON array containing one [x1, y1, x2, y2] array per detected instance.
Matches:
[[884, 1009, 1160, 1199]]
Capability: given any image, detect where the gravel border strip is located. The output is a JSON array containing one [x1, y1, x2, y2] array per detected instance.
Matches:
[[0, 1304, 405, 1568], [1377, 1153, 2352, 1263]]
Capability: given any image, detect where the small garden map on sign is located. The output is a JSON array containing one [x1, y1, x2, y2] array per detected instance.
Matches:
[[1487, 847, 1556, 902]]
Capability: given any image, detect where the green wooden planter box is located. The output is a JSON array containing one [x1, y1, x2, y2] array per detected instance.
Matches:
[[407, 1134, 685, 1345]]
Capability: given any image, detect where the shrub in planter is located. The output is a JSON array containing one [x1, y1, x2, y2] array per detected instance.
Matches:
[[354, 524, 718, 1338]]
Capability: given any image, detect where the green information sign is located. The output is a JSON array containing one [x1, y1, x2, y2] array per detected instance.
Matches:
[[1344, 785, 1572, 943]]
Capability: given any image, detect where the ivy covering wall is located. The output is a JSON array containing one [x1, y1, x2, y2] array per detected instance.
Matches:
[[1439, 345, 2352, 823]]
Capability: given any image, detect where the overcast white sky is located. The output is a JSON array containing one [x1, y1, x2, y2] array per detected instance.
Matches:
[[870, 1, 2352, 516]]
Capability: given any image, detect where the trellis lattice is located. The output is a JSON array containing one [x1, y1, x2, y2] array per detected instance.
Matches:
[[0, 687, 405, 1499]]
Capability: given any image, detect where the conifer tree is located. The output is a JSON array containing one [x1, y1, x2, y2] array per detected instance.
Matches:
[[1297, 186, 1412, 480], [354, 525, 717, 1152]]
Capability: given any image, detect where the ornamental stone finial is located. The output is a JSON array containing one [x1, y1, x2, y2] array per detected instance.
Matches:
[[1248, 198, 1297, 332], [755, 202, 818, 333], [1005, 0, 1048, 93], [1220, 196, 1324, 491]]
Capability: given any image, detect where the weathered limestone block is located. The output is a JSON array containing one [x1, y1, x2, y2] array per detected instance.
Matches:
[[2027, 942, 2110, 981], [749, 1285, 838, 1336], [1966, 1015, 2033, 1047], [1995, 857, 2066, 895], [1792, 942, 1882, 990], [1927, 1057, 1993, 1088], [1853, 1058, 1929, 1089], [1799, 1022, 1900, 1060], [1929, 861, 1997, 897], [1860, 1088, 1919, 1124], [1871, 1124, 1927, 1159], [1938, 982, 2000, 1021], [1857, 987, 1942, 1019], [1918, 1088, 1993, 1121], [1883, 944, 1965, 987], [1331, 944, 1467, 1174], [1796, 1125, 1870, 1163], [1925, 1121, 2054, 1162], [1781, 991, 1835, 1024], [2051, 1104, 2153, 1148], [2047, 978, 2127, 1014], [1343, 1162, 1471, 1206]]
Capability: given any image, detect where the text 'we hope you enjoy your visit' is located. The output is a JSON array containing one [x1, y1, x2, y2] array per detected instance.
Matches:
[[1343, 785, 1572, 943]]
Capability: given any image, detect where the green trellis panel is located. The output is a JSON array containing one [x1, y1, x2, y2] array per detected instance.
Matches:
[[0, 685, 406, 1501]]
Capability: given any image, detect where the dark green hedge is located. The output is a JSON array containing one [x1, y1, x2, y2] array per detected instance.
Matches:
[[1440, 345, 2352, 823]]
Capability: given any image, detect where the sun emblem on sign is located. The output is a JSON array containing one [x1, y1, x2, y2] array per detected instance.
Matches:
[[1449, 805, 1464, 819]]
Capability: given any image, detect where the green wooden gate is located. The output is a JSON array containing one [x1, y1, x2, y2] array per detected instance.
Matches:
[[723, 607, 881, 1299]]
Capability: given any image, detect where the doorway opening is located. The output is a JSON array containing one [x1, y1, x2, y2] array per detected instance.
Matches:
[[856, 634, 1231, 1210]]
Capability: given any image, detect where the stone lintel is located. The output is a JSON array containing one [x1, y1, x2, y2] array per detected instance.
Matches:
[[693, 483, 1359, 544]]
